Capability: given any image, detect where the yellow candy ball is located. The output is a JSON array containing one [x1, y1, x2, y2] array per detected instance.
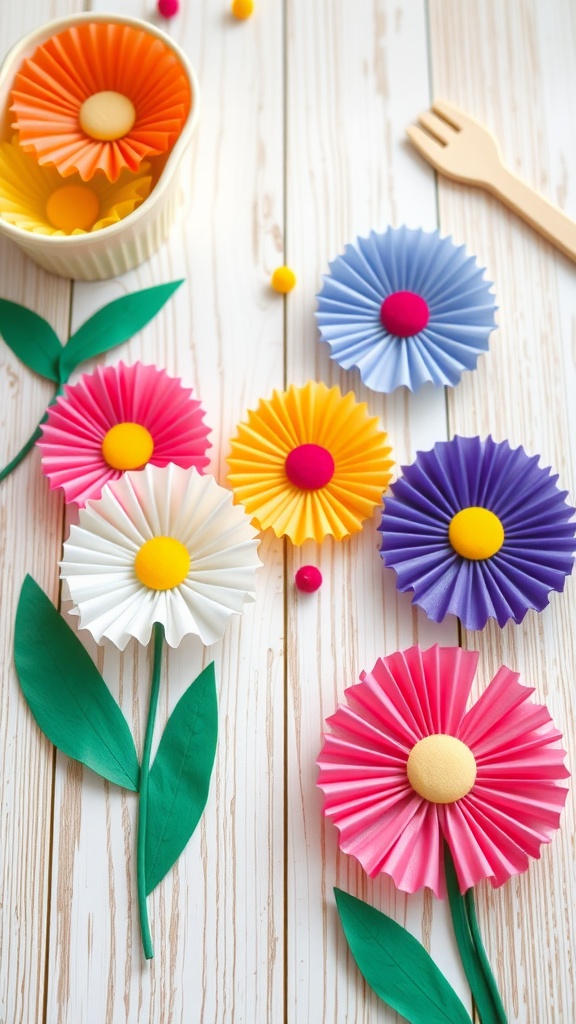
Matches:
[[231, 0, 254, 19], [271, 266, 297, 293]]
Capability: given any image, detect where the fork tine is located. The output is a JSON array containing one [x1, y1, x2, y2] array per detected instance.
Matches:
[[417, 111, 455, 145], [406, 125, 446, 172], [431, 99, 475, 131]]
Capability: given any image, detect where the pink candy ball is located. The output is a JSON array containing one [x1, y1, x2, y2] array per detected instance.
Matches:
[[157, 0, 180, 17], [295, 565, 323, 593]]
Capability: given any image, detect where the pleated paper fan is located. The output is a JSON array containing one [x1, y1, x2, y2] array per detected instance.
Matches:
[[60, 465, 262, 649], [227, 381, 393, 545], [318, 645, 569, 897], [380, 435, 576, 629], [316, 226, 497, 393], [0, 138, 152, 235], [10, 21, 191, 181], [39, 362, 211, 506]]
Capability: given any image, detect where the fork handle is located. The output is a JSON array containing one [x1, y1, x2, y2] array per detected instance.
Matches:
[[488, 165, 576, 263]]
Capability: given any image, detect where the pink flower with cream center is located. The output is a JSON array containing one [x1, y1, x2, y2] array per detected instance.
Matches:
[[317, 645, 569, 897]]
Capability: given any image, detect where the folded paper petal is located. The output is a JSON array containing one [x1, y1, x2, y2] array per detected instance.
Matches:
[[11, 22, 191, 181], [60, 465, 261, 649], [380, 436, 576, 630], [317, 645, 569, 897], [227, 381, 393, 544], [316, 226, 497, 393], [0, 138, 152, 234], [39, 362, 211, 506]]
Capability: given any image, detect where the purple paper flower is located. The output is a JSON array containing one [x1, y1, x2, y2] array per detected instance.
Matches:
[[379, 436, 576, 630]]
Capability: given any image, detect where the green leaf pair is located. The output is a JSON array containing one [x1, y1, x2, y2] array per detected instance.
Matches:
[[14, 576, 217, 894], [0, 280, 183, 484], [0, 280, 183, 386], [335, 888, 473, 1024]]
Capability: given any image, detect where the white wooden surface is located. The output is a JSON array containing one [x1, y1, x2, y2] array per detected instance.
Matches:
[[0, 1, 574, 1022]]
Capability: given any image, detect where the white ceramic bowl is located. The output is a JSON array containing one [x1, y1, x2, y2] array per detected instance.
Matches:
[[0, 12, 200, 280]]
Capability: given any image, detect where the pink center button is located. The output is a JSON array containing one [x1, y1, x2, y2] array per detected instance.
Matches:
[[285, 443, 335, 490], [380, 290, 430, 337]]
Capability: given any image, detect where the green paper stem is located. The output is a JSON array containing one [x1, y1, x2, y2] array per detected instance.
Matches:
[[137, 622, 164, 961], [145, 662, 218, 895], [465, 889, 508, 1024], [445, 845, 508, 1024], [0, 384, 61, 484]]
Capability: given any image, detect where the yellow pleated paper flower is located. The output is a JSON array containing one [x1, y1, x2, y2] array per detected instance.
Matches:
[[227, 381, 394, 545], [0, 139, 152, 235]]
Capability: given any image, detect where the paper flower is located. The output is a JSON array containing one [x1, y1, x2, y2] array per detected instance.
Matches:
[[0, 282, 183, 488], [0, 139, 152, 235], [61, 464, 261, 649], [316, 226, 497, 393], [380, 435, 576, 630], [317, 645, 569, 898], [38, 362, 211, 507], [10, 22, 191, 181], [227, 381, 393, 545]]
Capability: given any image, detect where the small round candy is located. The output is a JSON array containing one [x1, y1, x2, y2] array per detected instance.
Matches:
[[158, 0, 180, 16], [271, 265, 296, 293], [232, 0, 254, 18], [295, 565, 322, 593]]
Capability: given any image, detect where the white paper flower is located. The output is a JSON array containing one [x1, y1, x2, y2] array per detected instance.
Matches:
[[60, 464, 262, 649]]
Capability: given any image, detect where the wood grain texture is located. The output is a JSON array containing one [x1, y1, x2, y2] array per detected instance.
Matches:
[[44, 0, 287, 1021], [284, 2, 467, 1021], [0, 1, 574, 1022], [429, 2, 576, 1022], [0, 3, 81, 1021]]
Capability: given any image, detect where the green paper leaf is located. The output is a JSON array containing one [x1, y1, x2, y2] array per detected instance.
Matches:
[[334, 888, 472, 1024], [0, 300, 62, 381], [58, 280, 184, 380], [14, 575, 140, 791], [145, 662, 218, 894]]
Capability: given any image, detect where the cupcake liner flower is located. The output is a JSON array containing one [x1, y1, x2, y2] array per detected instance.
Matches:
[[317, 644, 569, 898], [60, 464, 261, 649], [10, 21, 191, 181], [316, 226, 497, 393], [380, 435, 576, 630], [0, 138, 152, 235], [38, 362, 211, 507], [227, 381, 393, 545]]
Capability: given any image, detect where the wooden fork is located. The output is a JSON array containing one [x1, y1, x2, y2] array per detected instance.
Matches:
[[407, 99, 576, 264]]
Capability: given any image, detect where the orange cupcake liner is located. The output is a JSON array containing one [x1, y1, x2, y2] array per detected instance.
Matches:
[[10, 21, 191, 181]]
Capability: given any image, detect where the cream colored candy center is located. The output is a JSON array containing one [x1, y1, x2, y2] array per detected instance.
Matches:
[[406, 733, 476, 804], [79, 91, 136, 141]]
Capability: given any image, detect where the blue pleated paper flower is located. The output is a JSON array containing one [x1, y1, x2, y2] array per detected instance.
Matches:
[[316, 226, 497, 393], [379, 436, 576, 631]]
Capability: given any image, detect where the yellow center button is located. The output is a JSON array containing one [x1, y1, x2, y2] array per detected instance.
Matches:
[[448, 506, 504, 561], [101, 422, 154, 471], [134, 536, 191, 591]]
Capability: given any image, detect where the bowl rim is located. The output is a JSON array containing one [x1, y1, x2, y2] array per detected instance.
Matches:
[[0, 11, 200, 249]]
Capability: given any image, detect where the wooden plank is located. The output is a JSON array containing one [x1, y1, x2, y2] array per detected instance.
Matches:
[[0, 4, 80, 1022], [429, 1, 576, 1022], [284, 2, 468, 1021], [44, 1, 286, 1021]]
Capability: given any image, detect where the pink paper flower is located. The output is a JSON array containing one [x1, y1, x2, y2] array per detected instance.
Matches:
[[317, 645, 569, 897], [39, 362, 211, 507]]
